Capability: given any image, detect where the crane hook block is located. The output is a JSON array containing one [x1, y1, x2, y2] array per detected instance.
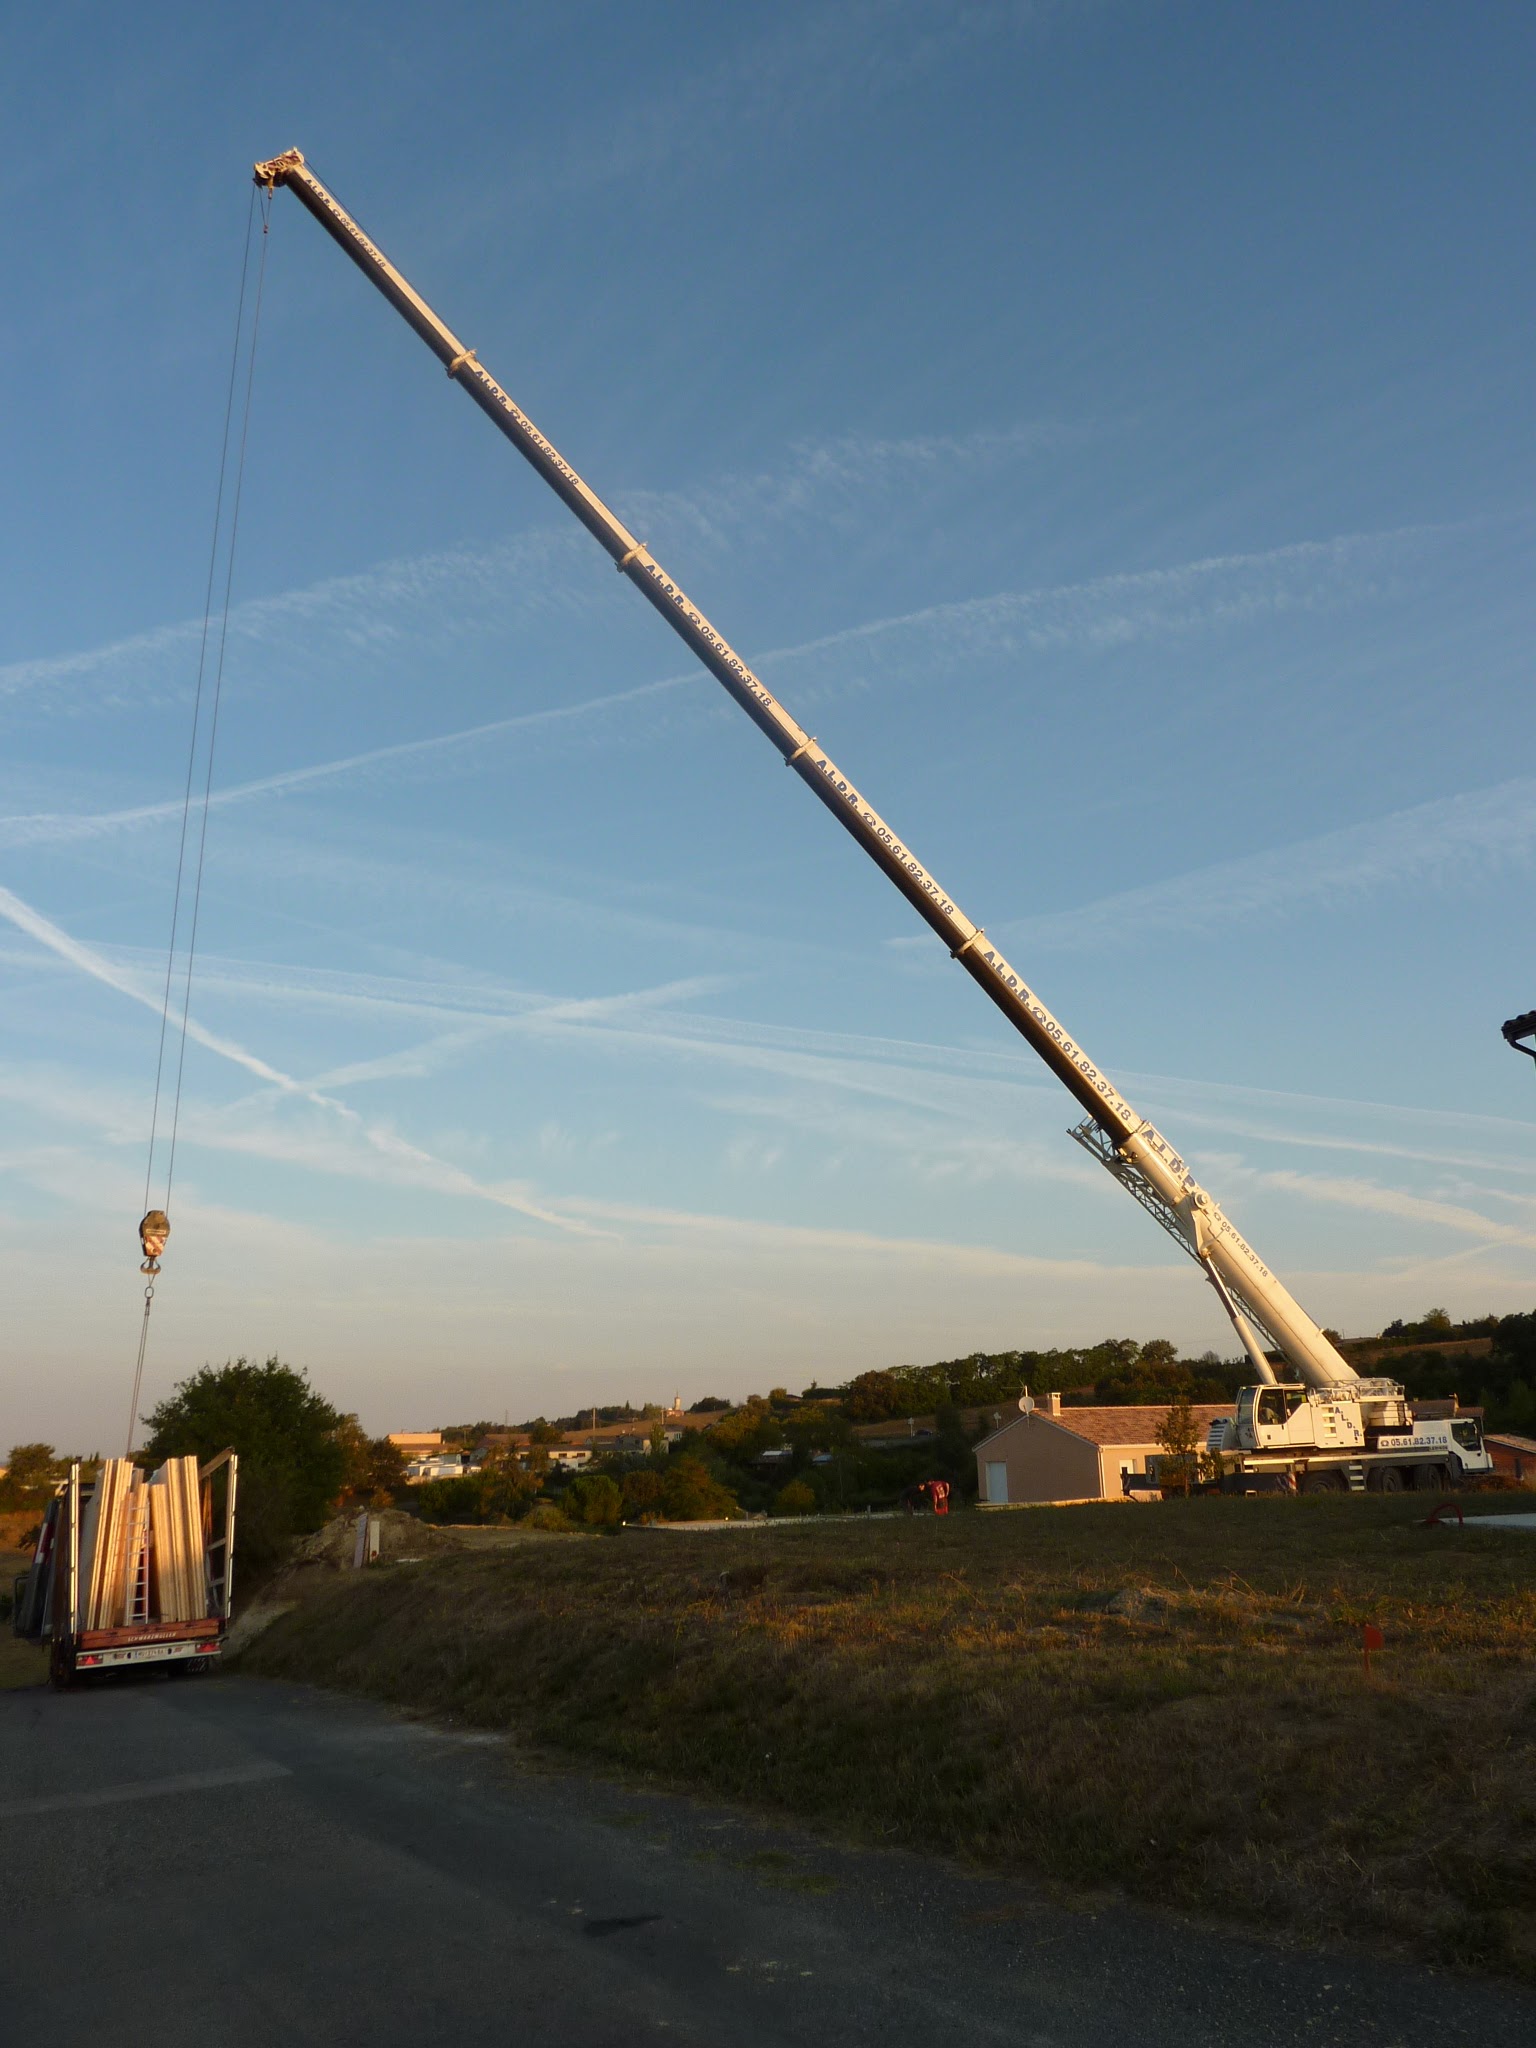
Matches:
[[139, 1209, 170, 1275]]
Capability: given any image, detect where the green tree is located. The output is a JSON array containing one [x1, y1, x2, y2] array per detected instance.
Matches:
[[660, 1456, 740, 1521], [620, 1467, 666, 1520], [333, 1416, 407, 1509], [704, 1400, 782, 1461], [138, 1357, 345, 1572], [843, 1370, 905, 1422], [1157, 1394, 1202, 1497], [566, 1473, 622, 1526], [0, 1443, 67, 1508]]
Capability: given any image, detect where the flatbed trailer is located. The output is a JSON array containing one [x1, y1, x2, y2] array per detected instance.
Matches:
[[13, 1451, 237, 1689]]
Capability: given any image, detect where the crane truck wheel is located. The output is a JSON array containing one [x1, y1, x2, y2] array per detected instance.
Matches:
[[1300, 1469, 1346, 1493], [1369, 1466, 1406, 1494], [1412, 1464, 1446, 1492]]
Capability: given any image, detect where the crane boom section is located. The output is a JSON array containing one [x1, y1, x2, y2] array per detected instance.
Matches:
[[254, 149, 1358, 1392]]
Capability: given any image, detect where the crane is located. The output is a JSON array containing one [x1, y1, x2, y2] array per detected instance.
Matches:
[[250, 149, 1491, 1490]]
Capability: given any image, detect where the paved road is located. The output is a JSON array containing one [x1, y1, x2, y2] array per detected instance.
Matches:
[[2, 1671, 1532, 2046]]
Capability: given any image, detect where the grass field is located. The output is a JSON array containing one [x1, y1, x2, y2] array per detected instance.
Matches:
[[242, 1498, 1534, 1974]]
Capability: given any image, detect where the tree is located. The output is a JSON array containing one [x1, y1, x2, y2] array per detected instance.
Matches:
[[843, 1370, 905, 1422], [1157, 1395, 1202, 1498], [687, 1396, 732, 1413], [333, 1416, 407, 1509], [620, 1467, 666, 1520], [0, 1443, 66, 1508], [138, 1356, 345, 1572], [566, 1473, 622, 1526], [659, 1456, 740, 1521]]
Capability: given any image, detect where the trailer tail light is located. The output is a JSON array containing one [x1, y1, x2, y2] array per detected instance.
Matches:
[[77, 1654, 102, 1667], [196, 1642, 219, 1654]]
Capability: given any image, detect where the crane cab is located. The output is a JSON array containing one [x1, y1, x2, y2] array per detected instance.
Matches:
[[1233, 1383, 1367, 1453]]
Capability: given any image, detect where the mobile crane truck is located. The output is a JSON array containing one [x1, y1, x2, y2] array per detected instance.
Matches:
[[250, 149, 1491, 1500]]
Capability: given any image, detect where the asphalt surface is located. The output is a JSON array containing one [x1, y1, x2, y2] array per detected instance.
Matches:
[[2, 1671, 1532, 2047]]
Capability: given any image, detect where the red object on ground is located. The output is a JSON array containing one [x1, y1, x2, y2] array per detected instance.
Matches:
[[1422, 1500, 1464, 1529], [1362, 1622, 1385, 1676]]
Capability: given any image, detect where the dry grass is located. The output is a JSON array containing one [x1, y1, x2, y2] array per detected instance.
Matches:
[[0, 1544, 46, 1690], [243, 1497, 1536, 1975]]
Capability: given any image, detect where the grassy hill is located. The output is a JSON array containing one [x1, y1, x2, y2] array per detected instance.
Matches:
[[244, 1496, 1536, 1977]]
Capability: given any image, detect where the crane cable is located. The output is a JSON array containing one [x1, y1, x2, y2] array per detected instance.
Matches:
[[125, 185, 272, 1455]]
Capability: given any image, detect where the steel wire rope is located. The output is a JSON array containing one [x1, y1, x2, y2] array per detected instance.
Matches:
[[125, 187, 272, 1455]]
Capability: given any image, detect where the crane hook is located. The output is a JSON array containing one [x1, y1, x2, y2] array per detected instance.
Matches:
[[139, 1209, 170, 1276]]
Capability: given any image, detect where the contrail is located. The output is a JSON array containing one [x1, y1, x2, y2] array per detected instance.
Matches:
[[0, 882, 596, 1236]]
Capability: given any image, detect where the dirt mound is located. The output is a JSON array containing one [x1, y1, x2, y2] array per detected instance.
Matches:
[[293, 1507, 462, 1570]]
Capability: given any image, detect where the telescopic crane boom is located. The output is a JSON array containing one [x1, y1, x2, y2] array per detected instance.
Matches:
[[253, 147, 1359, 1395]]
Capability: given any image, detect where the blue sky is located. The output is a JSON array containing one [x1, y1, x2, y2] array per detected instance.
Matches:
[[3, 1, 1533, 1446]]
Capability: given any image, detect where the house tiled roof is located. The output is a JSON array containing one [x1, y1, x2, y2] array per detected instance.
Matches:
[[984, 1402, 1234, 1448], [1487, 1433, 1536, 1455]]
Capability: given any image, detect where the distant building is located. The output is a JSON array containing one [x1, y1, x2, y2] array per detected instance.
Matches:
[[389, 1431, 444, 1457], [1486, 1434, 1536, 1487], [974, 1394, 1234, 1505], [402, 1452, 467, 1485]]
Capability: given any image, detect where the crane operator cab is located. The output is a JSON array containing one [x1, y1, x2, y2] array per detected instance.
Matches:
[[1234, 1382, 1366, 1452]]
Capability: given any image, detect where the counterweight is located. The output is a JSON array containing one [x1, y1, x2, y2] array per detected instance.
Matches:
[[254, 147, 1358, 1392]]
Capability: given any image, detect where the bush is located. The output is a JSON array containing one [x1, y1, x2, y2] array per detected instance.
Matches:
[[415, 1475, 489, 1524], [523, 1503, 574, 1532], [773, 1479, 817, 1516]]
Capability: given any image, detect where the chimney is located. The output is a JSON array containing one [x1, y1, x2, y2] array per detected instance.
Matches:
[[1045, 1390, 1062, 1417]]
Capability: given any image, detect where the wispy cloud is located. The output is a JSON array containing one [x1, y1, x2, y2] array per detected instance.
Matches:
[[0, 883, 595, 1236], [20, 926, 1535, 1193], [1, 522, 1444, 848], [1253, 1168, 1536, 1255], [0, 413, 1076, 721], [768, 524, 1452, 676], [0, 673, 691, 850], [987, 777, 1536, 954]]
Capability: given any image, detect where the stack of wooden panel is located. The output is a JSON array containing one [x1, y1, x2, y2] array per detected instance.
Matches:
[[148, 1455, 206, 1622], [73, 1455, 209, 1628], [78, 1458, 141, 1628]]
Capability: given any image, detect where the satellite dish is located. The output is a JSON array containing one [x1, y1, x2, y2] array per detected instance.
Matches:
[[1018, 1391, 1035, 1414]]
